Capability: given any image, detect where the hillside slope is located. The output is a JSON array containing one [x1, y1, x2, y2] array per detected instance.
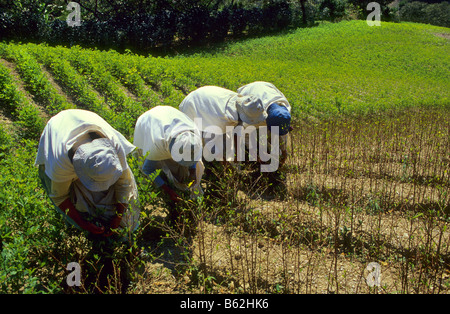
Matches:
[[2, 20, 448, 136]]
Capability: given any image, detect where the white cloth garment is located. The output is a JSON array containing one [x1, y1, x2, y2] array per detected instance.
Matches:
[[237, 82, 292, 162], [237, 81, 291, 114], [71, 167, 140, 231], [179, 86, 268, 162], [35, 109, 140, 232], [179, 85, 267, 134], [133, 106, 204, 198], [237, 82, 291, 128], [35, 109, 135, 184], [41, 165, 140, 232], [133, 106, 202, 161], [72, 138, 124, 192], [179, 86, 240, 134]]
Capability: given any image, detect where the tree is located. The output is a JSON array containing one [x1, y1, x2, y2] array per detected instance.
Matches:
[[299, 0, 308, 25], [347, 0, 392, 18]]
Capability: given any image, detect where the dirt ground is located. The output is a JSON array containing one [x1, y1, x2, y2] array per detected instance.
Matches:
[[127, 156, 450, 294], [123, 111, 450, 294]]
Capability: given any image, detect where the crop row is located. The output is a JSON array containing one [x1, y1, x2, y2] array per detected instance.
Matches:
[[34, 46, 145, 124], [84, 50, 164, 109], [0, 43, 75, 117], [0, 60, 44, 140], [13, 44, 202, 137], [23, 44, 132, 136]]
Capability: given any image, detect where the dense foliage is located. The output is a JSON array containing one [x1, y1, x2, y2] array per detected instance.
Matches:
[[398, 0, 450, 27], [0, 0, 416, 52]]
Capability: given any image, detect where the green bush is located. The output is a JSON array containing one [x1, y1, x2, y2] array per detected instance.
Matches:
[[0, 44, 75, 115], [0, 1, 302, 52], [0, 62, 45, 140], [0, 139, 60, 293], [399, 1, 450, 27], [319, 0, 349, 21]]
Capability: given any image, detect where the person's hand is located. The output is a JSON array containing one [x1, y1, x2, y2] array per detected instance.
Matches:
[[161, 184, 181, 204], [84, 221, 106, 235], [98, 203, 127, 238], [59, 198, 105, 235], [109, 203, 126, 230]]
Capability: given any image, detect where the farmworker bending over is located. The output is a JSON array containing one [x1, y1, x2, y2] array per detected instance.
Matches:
[[179, 85, 266, 162], [133, 106, 204, 208], [35, 109, 140, 239], [237, 81, 292, 165]]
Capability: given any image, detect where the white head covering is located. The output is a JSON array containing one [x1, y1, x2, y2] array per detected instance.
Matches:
[[35, 109, 135, 184], [72, 138, 123, 192], [170, 131, 203, 168], [235, 95, 267, 125], [237, 81, 291, 112], [134, 106, 203, 162]]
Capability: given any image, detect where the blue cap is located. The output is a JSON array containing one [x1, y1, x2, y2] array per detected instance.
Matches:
[[266, 103, 291, 136]]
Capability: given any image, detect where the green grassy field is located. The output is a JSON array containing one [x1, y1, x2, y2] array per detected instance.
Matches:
[[0, 20, 449, 294]]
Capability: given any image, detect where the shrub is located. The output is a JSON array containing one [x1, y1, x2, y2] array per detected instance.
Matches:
[[319, 0, 349, 21], [177, 6, 211, 43], [399, 1, 450, 27], [262, 1, 294, 32], [210, 8, 231, 41], [229, 7, 250, 36], [1, 44, 75, 115], [0, 124, 11, 154], [0, 139, 60, 293], [0, 62, 45, 140], [0, 2, 304, 51]]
